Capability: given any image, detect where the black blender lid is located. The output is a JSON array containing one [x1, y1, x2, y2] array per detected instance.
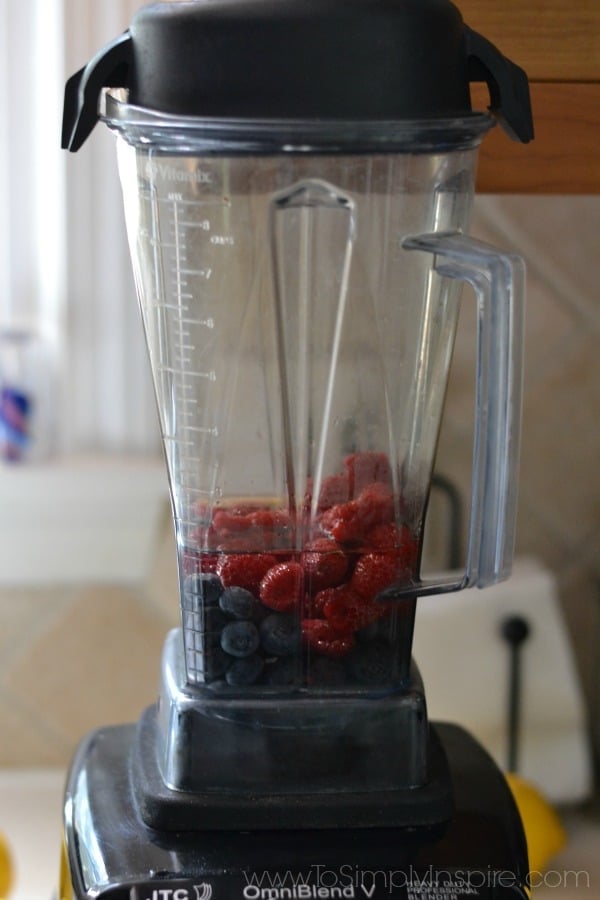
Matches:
[[62, 0, 533, 152]]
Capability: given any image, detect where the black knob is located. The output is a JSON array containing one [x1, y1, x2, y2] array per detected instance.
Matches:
[[501, 615, 531, 647]]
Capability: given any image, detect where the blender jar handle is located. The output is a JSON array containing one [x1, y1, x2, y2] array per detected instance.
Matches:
[[403, 231, 525, 594]]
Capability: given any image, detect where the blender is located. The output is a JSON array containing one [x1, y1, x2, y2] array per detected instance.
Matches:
[[61, 1, 534, 897]]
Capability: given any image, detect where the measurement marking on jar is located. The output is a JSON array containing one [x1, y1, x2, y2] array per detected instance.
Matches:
[[184, 425, 219, 435], [157, 366, 216, 381], [156, 302, 190, 312], [210, 235, 235, 246], [179, 268, 213, 279], [177, 518, 205, 530], [158, 198, 226, 209], [177, 220, 211, 230], [182, 487, 214, 497], [163, 436, 196, 447], [180, 317, 215, 329]]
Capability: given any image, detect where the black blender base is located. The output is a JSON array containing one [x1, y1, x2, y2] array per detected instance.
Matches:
[[62, 723, 529, 900], [131, 705, 454, 831]]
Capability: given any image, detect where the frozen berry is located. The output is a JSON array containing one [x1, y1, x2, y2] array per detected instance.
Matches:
[[302, 619, 355, 659], [319, 500, 365, 545], [182, 547, 219, 575], [344, 451, 392, 494], [303, 538, 348, 591], [350, 551, 401, 601], [323, 586, 385, 633], [317, 474, 350, 511], [220, 621, 260, 658], [260, 561, 303, 612], [303, 589, 329, 619], [356, 482, 395, 528], [225, 654, 265, 686], [366, 522, 403, 549], [212, 508, 253, 533], [260, 613, 299, 657], [248, 508, 291, 530], [202, 606, 230, 634], [183, 572, 223, 607], [219, 586, 259, 620], [217, 553, 276, 594]]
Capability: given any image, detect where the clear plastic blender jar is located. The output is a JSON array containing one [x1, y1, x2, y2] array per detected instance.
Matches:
[[103, 101, 523, 696]]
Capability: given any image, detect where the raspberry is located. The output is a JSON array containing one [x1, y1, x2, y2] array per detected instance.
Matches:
[[365, 524, 419, 576], [260, 561, 304, 612], [344, 451, 392, 494], [212, 508, 253, 533], [303, 590, 329, 619], [305, 588, 338, 619], [303, 538, 348, 591], [182, 548, 219, 575], [350, 551, 402, 601], [357, 482, 395, 528], [366, 522, 403, 549], [322, 585, 386, 632], [319, 500, 365, 545], [302, 619, 355, 659], [248, 508, 291, 531], [317, 474, 350, 511], [217, 553, 276, 594]]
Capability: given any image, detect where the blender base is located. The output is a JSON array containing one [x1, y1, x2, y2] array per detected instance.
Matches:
[[61, 722, 529, 900], [139, 630, 448, 831], [131, 704, 454, 831]]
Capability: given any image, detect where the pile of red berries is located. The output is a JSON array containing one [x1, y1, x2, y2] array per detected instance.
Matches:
[[182, 452, 420, 685]]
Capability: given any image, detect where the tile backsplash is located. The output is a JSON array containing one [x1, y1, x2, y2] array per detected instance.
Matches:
[[0, 195, 598, 793]]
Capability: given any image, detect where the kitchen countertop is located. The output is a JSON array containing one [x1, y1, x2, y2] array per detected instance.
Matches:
[[1, 770, 599, 900]]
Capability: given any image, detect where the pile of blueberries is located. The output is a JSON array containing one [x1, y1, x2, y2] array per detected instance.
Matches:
[[182, 571, 398, 689], [183, 571, 299, 686]]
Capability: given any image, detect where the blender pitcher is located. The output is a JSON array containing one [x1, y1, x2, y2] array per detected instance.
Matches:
[[108, 122, 521, 699], [60, 0, 533, 896]]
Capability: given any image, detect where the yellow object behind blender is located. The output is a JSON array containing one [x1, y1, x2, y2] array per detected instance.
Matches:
[[0, 830, 13, 899]]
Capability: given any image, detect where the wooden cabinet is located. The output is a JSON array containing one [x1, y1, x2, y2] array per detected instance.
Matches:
[[458, 0, 600, 192]]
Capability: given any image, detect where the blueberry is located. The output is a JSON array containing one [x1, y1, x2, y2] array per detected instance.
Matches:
[[198, 631, 225, 649], [219, 586, 259, 621], [183, 573, 223, 608], [346, 640, 396, 685], [263, 656, 298, 686], [259, 613, 299, 657], [202, 606, 229, 632], [220, 621, 260, 658], [225, 654, 265, 686], [198, 646, 231, 682]]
